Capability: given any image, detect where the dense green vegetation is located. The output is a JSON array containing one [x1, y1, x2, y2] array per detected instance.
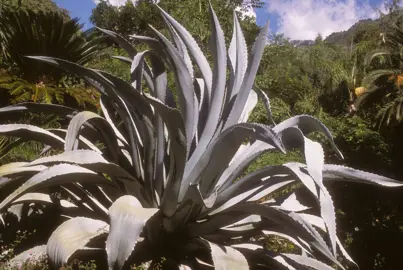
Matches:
[[1, 0, 403, 269]]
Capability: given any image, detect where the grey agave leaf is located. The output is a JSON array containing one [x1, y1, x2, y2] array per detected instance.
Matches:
[[8, 204, 24, 221], [240, 204, 341, 268], [215, 141, 274, 191], [281, 254, 335, 270], [239, 90, 258, 123], [280, 192, 310, 212], [11, 192, 75, 208], [323, 164, 402, 186], [183, 123, 284, 201], [27, 150, 137, 181], [149, 25, 197, 155], [187, 3, 226, 174], [223, 20, 270, 129], [254, 87, 276, 125], [65, 111, 119, 161], [97, 28, 137, 58], [156, 5, 212, 98], [48, 129, 102, 154], [0, 124, 64, 148], [0, 164, 108, 211], [47, 217, 109, 267], [227, 11, 248, 103], [273, 115, 343, 159], [106, 195, 159, 270], [215, 165, 292, 207], [206, 241, 249, 270], [146, 94, 186, 216], [112, 55, 132, 64], [0, 162, 47, 178], [164, 23, 194, 79], [304, 137, 337, 257], [0, 102, 75, 119]]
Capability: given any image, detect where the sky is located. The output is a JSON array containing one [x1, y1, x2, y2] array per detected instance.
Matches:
[[53, 0, 395, 40]]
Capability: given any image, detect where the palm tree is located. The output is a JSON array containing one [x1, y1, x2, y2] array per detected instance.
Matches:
[[356, 23, 403, 126], [0, 7, 104, 82], [0, 7, 104, 109]]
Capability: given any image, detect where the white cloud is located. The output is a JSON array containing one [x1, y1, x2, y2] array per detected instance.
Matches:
[[266, 0, 391, 40]]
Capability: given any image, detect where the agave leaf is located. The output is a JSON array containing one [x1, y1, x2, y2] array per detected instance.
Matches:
[[146, 94, 186, 216], [239, 90, 258, 123], [0, 164, 108, 211], [207, 241, 249, 270], [106, 195, 159, 270], [183, 123, 284, 200], [209, 179, 294, 218], [112, 55, 132, 64], [273, 115, 343, 159], [150, 25, 197, 155], [255, 87, 276, 125], [301, 212, 358, 267], [0, 162, 46, 178], [223, 20, 270, 129], [27, 150, 137, 182], [0, 124, 64, 148], [280, 192, 310, 212], [48, 128, 102, 154], [0, 102, 75, 120], [188, 4, 226, 175], [323, 164, 403, 186], [165, 23, 194, 79], [131, 50, 152, 93], [227, 11, 248, 102], [304, 137, 337, 256], [97, 28, 137, 58], [8, 204, 24, 221], [274, 256, 297, 270], [281, 254, 334, 270], [215, 165, 292, 207], [6, 245, 46, 269], [150, 59, 169, 198], [100, 97, 128, 145], [156, 6, 212, 99], [238, 204, 341, 268], [65, 111, 119, 161], [96, 28, 155, 90], [216, 141, 274, 191], [47, 217, 109, 267]]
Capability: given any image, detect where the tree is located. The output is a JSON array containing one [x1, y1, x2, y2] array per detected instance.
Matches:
[[0, 0, 69, 17], [90, 0, 261, 49]]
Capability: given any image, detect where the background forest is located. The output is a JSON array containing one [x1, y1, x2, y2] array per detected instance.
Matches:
[[1, 0, 403, 269]]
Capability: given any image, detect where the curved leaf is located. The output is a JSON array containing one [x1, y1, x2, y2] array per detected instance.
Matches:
[[47, 217, 109, 267], [0, 164, 108, 211], [106, 195, 159, 270]]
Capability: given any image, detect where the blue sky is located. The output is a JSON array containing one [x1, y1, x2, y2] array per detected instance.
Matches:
[[54, 0, 390, 40]]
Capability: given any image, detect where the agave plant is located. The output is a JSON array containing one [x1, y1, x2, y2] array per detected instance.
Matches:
[[0, 4, 402, 270]]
